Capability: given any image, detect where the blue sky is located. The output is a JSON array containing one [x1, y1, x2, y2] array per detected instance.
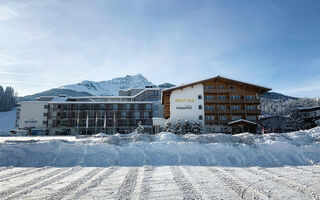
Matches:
[[0, 0, 319, 97]]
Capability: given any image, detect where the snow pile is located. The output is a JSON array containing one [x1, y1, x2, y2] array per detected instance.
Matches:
[[0, 110, 16, 136], [1, 127, 320, 167]]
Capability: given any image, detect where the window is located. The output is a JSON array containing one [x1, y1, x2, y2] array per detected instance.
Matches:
[[219, 96, 226, 100], [204, 95, 214, 100], [218, 86, 225, 89], [198, 95, 202, 99], [144, 112, 149, 118], [121, 111, 127, 118], [230, 86, 234, 90], [246, 105, 256, 110], [245, 95, 255, 100], [43, 121, 47, 125], [205, 86, 214, 90], [205, 105, 214, 110], [219, 116, 227, 120], [44, 105, 48, 109], [231, 105, 241, 110], [199, 115, 203, 120], [231, 116, 241, 120], [198, 105, 202, 110], [205, 115, 215, 120], [219, 105, 227, 110], [134, 112, 140, 119], [43, 113, 47, 117], [231, 95, 240, 100], [153, 105, 159, 111], [246, 116, 257, 121], [146, 104, 152, 110]]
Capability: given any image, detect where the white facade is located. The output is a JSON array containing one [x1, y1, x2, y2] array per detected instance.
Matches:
[[18, 101, 48, 129], [170, 84, 204, 123]]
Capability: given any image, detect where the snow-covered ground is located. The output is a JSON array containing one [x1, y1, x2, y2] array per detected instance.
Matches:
[[1, 128, 320, 199], [1, 165, 320, 199], [0, 110, 16, 136]]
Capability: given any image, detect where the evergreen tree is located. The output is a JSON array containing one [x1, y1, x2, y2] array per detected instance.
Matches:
[[183, 120, 192, 134], [164, 119, 172, 132], [0, 85, 16, 112], [255, 124, 263, 134], [192, 120, 203, 134], [174, 118, 184, 135], [136, 121, 144, 134]]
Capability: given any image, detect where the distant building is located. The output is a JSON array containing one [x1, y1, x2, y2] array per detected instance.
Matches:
[[296, 106, 320, 129], [260, 115, 296, 133], [162, 76, 271, 134], [16, 87, 164, 135]]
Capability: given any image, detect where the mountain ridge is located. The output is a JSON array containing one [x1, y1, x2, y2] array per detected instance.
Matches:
[[60, 74, 154, 96]]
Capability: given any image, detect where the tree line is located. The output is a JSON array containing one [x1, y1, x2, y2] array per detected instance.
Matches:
[[0, 85, 17, 112]]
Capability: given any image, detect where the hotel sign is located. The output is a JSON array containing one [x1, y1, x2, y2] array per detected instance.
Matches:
[[175, 98, 194, 103], [176, 105, 192, 109]]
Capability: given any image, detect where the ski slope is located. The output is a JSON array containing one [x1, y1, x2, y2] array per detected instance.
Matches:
[[0, 165, 320, 199]]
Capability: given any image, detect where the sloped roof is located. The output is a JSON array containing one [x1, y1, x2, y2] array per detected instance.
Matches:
[[228, 119, 257, 125], [163, 76, 271, 93]]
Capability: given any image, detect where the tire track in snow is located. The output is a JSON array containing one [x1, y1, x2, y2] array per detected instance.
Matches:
[[0, 168, 35, 180], [183, 166, 242, 200], [170, 166, 203, 200], [138, 166, 154, 200], [0, 168, 66, 199], [116, 167, 139, 200], [67, 166, 119, 200], [0, 167, 50, 182], [45, 167, 103, 200], [223, 168, 271, 199], [207, 167, 268, 200], [5, 167, 81, 200], [247, 167, 320, 200], [182, 166, 220, 200]]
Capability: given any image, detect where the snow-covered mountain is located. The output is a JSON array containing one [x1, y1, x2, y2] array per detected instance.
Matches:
[[60, 74, 155, 96]]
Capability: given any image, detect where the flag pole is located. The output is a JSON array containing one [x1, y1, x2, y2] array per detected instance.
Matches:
[[95, 111, 98, 134], [86, 112, 89, 135], [104, 111, 107, 133]]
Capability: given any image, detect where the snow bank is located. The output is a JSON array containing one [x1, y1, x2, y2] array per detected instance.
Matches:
[[1, 127, 320, 167]]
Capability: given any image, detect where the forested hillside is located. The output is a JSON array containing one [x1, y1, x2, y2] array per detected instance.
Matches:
[[261, 92, 320, 115], [0, 85, 16, 112]]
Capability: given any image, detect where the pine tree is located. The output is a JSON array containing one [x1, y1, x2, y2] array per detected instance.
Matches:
[[164, 119, 172, 132], [183, 120, 192, 134], [136, 121, 144, 134], [255, 124, 263, 134], [174, 118, 184, 135], [192, 120, 203, 134]]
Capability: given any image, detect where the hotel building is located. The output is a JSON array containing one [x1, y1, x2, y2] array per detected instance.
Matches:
[[162, 76, 271, 133], [16, 87, 163, 135]]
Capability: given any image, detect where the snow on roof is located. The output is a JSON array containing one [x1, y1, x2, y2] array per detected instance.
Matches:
[[228, 119, 257, 125], [51, 96, 69, 102], [296, 106, 320, 111]]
